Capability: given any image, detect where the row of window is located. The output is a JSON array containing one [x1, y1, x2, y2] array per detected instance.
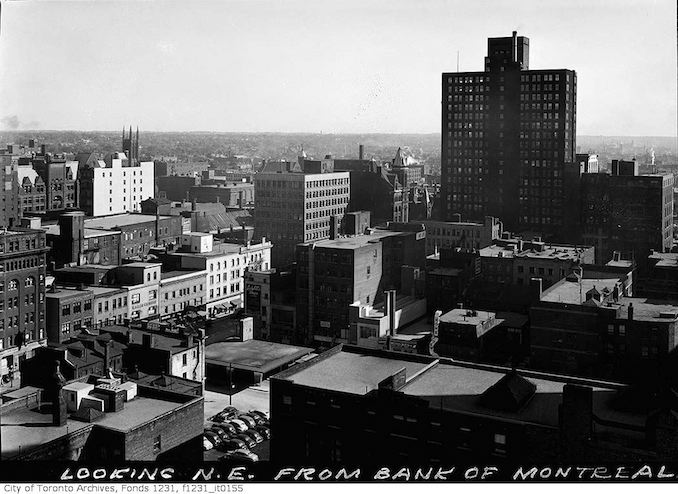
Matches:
[[0, 277, 40, 291], [0, 238, 41, 253], [0, 328, 45, 349]]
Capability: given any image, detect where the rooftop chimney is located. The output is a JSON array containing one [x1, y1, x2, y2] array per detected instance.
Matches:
[[512, 31, 518, 62], [359, 144, 364, 160], [628, 303, 634, 321], [142, 333, 155, 348], [47, 360, 67, 426], [385, 290, 397, 339]]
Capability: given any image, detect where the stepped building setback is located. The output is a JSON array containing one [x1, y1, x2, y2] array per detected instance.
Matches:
[[441, 32, 579, 239]]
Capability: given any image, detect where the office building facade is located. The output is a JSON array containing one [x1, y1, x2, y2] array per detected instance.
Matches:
[[0, 228, 49, 385], [254, 169, 350, 267], [441, 32, 578, 238]]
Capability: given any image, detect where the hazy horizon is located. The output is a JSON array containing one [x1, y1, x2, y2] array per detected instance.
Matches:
[[1, 0, 676, 136]]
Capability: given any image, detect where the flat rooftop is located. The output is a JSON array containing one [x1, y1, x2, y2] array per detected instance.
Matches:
[[1, 405, 92, 459], [540, 277, 619, 305], [1, 391, 194, 459], [281, 350, 430, 395], [649, 252, 678, 268], [88, 285, 126, 297], [45, 287, 93, 299], [92, 396, 182, 432], [539, 278, 678, 322], [121, 261, 162, 269], [440, 308, 499, 325], [56, 264, 117, 274], [205, 340, 314, 374], [160, 269, 205, 280], [400, 363, 640, 428], [304, 230, 405, 250], [103, 326, 195, 354], [85, 214, 174, 230], [173, 241, 256, 257], [480, 243, 587, 260], [275, 346, 645, 429]]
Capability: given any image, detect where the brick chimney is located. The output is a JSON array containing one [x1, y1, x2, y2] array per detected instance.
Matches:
[[142, 333, 155, 348], [104, 340, 112, 370], [47, 360, 68, 426]]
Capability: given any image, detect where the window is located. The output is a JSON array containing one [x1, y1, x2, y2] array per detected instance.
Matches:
[[149, 290, 157, 301], [458, 426, 472, 449], [131, 293, 141, 304], [619, 324, 625, 336], [153, 435, 161, 454], [61, 322, 71, 334], [493, 433, 507, 455], [607, 324, 614, 335], [182, 354, 187, 366]]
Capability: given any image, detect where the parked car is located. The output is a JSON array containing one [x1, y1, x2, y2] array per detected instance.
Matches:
[[219, 449, 258, 463], [248, 413, 267, 425], [203, 430, 221, 447], [203, 436, 214, 451], [229, 418, 249, 433], [208, 427, 230, 441], [216, 438, 247, 452], [254, 425, 271, 440], [234, 433, 256, 449], [213, 407, 239, 422], [214, 422, 237, 435], [243, 429, 264, 444], [237, 414, 258, 428], [249, 410, 269, 421]]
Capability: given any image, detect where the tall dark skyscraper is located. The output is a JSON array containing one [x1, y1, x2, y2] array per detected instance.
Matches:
[[441, 32, 578, 239]]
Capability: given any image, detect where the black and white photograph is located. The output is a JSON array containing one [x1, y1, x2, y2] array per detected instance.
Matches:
[[0, 0, 677, 485]]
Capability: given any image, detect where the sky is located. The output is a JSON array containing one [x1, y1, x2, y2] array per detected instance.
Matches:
[[0, 0, 676, 135]]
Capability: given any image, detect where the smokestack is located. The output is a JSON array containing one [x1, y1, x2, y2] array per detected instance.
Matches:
[[359, 144, 364, 160], [385, 290, 397, 337], [512, 31, 517, 62], [104, 340, 112, 370]]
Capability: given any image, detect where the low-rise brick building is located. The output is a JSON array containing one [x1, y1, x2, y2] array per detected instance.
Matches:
[[271, 345, 678, 465], [1, 373, 203, 461]]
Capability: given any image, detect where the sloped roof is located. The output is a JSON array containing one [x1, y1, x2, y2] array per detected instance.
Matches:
[[71, 406, 105, 423], [393, 147, 405, 167], [479, 370, 537, 412], [17, 166, 41, 185]]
